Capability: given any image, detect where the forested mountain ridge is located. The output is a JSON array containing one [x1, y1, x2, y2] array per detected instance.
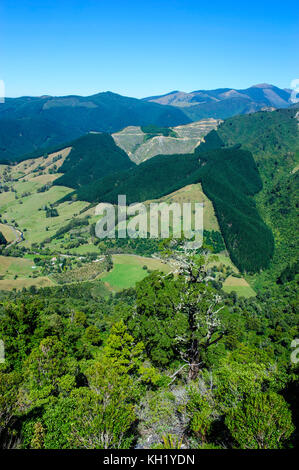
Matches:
[[0, 84, 294, 163], [217, 107, 299, 287], [0, 92, 190, 163], [55, 133, 135, 189]]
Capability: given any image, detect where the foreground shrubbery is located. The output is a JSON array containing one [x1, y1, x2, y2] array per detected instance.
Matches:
[[0, 249, 297, 449]]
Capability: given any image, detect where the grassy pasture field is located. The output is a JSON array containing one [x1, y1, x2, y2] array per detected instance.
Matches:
[[0, 223, 16, 243], [12, 174, 62, 195], [206, 253, 256, 298], [0, 255, 40, 278], [0, 191, 16, 210], [0, 165, 8, 176], [0, 151, 94, 250], [0, 255, 54, 292], [145, 183, 220, 232], [208, 253, 237, 271], [222, 274, 256, 298], [1, 185, 89, 246], [11, 146, 72, 178], [101, 254, 171, 291], [0, 276, 54, 291]]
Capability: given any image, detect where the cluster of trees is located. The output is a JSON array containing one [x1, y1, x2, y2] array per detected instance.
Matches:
[[0, 231, 7, 246], [51, 216, 90, 241], [45, 208, 59, 218], [203, 230, 225, 253], [277, 260, 299, 285], [91, 231, 224, 258], [0, 246, 297, 449], [141, 125, 178, 141], [37, 183, 53, 193]]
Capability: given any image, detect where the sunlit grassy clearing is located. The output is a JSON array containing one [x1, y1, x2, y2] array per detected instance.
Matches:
[[101, 254, 170, 290]]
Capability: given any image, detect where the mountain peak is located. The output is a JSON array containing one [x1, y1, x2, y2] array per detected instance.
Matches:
[[251, 83, 274, 89], [143, 84, 291, 120]]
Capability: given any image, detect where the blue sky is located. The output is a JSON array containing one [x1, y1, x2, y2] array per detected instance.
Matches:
[[1, 0, 298, 98]]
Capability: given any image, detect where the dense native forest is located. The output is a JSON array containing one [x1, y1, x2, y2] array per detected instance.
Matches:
[[217, 108, 299, 285], [55, 133, 135, 188], [0, 246, 298, 449], [0, 102, 298, 449]]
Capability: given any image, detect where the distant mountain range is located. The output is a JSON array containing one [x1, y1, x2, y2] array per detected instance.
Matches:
[[0, 84, 294, 163], [0, 92, 190, 162], [143, 84, 292, 120]]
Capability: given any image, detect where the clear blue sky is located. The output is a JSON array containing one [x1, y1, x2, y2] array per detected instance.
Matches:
[[1, 0, 298, 98]]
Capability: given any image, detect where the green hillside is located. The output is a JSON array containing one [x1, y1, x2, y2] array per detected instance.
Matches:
[[218, 108, 298, 162], [74, 130, 227, 204], [0, 117, 77, 164], [217, 108, 299, 286], [73, 135, 273, 273], [75, 152, 200, 204], [199, 147, 274, 273], [182, 97, 261, 121], [55, 133, 135, 189]]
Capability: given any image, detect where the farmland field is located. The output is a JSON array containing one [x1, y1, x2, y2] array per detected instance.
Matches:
[[1, 185, 89, 246], [101, 254, 171, 290], [0, 254, 55, 291], [145, 183, 220, 232], [222, 274, 256, 298], [0, 276, 54, 291], [0, 255, 40, 278]]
